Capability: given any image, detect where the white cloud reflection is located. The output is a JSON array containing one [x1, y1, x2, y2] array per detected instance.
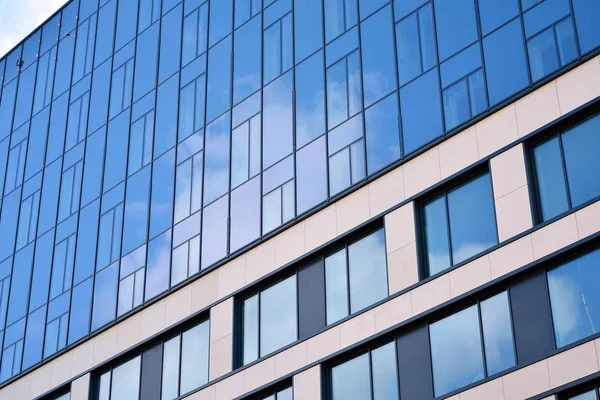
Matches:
[[0, 0, 68, 58]]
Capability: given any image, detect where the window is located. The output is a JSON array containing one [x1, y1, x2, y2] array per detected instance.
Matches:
[[547, 248, 600, 348], [98, 357, 142, 400], [429, 291, 516, 397], [325, 229, 387, 325], [422, 172, 498, 276], [162, 321, 210, 398], [566, 388, 600, 400], [330, 342, 399, 400], [531, 113, 600, 222], [242, 275, 297, 365]]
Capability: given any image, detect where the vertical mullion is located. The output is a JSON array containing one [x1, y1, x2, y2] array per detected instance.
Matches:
[[227, 0, 237, 258], [476, 301, 489, 378], [516, 0, 534, 87], [474, 0, 491, 110], [566, 0, 581, 58], [345, 244, 351, 317], [556, 132, 573, 210], [355, 2, 368, 185], [427, 0, 447, 134], [443, 192, 454, 267], [388, 0, 403, 158]]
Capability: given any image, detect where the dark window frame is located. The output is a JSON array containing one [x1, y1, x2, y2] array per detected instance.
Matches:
[[234, 220, 387, 368], [526, 107, 600, 225], [417, 164, 498, 279], [239, 379, 294, 400]]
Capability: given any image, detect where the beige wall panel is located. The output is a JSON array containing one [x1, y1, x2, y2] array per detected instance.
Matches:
[[210, 298, 234, 344], [93, 328, 118, 365], [476, 104, 519, 158], [49, 352, 73, 390], [459, 378, 504, 400], [217, 255, 246, 299], [490, 144, 528, 200], [489, 235, 534, 279], [335, 187, 370, 235], [215, 372, 245, 400], [165, 285, 192, 329], [186, 385, 216, 400], [70, 373, 90, 400], [502, 361, 551, 400], [304, 206, 337, 252], [403, 147, 441, 198], [449, 255, 492, 298], [576, 200, 600, 239], [368, 165, 405, 217], [384, 202, 416, 254], [374, 293, 412, 333], [387, 242, 419, 295], [532, 214, 579, 259], [71, 339, 95, 377], [190, 270, 219, 313], [209, 335, 233, 381], [274, 222, 306, 267], [274, 342, 307, 379], [245, 239, 275, 285], [439, 126, 479, 179], [556, 57, 600, 114], [306, 326, 341, 364], [28, 366, 52, 399], [293, 365, 321, 400], [339, 310, 375, 348], [140, 299, 167, 341], [411, 274, 451, 316], [515, 81, 561, 138], [548, 341, 599, 389], [495, 186, 534, 242], [116, 313, 142, 354], [244, 357, 275, 393]]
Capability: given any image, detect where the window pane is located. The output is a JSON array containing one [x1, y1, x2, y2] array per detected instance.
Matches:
[[424, 196, 451, 275], [348, 229, 387, 313], [295, 0, 323, 62], [243, 294, 259, 365], [209, 0, 233, 46], [448, 173, 497, 264], [296, 52, 326, 148], [480, 291, 516, 376], [478, 0, 519, 35], [430, 305, 484, 397], [162, 335, 180, 400], [260, 276, 297, 356], [371, 342, 399, 400], [325, 249, 349, 325], [207, 36, 232, 123], [484, 20, 529, 105], [263, 72, 293, 169], [111, 357, 141, 400], [361, 6, 397, 106], [181, 321, 210, 394], [331, 353, 371, 400], [573, 0, 600, 54], [562, 114, 600, 208], [570, 390, 598, 400], [434, 0, 478, 61], [548, 249, 600, 347], [365, 93, 401, 174], [145, 230, 171, 300], [297, 136, 327, 214], [234, 15, 261, 104], [528, 28, 559, 82], [230, 177, 261, 252], [533, 136, 569, 221]]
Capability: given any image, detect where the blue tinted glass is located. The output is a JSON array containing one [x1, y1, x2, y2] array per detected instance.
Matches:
[[155, 74, 179, 158], [573, 0, 600, 54], [325, 249, 349, 325], [528, 28, 559, 81], [348, 229, 388, 313], [325, 0, 358, 42], [263, 72, 293, 168], [103, 112, 130, 192], [230, 177, 261, 252], [14, 66, 36, 129], [443, 79, 471, 130], [430, 305, 485, 396], [95, 0, 117, 67], [46, 92, 69, 163], [481, 291, 516, 376], [424, 195, 451, 276], [295, 0, 323, 62], [115, 0, 138, 50], [260, 275, 297, 356], [297, 136, 327, 214], [296, 52, 326, 147], [327, 59, 349, 129], [534, 136, 569, 221], [548, 249, 600, 347], [68, 278, 93, 344], [92, 263, 118, 330], [88, 60, 111, 134], [400, 69, 442, 153], [0, 80, 16, 141], [234, 16, 261, 105], [372, 342, 400, 400], [82, 128, 106, 206], [22, 307, 46, 370], [209, 0, 233, 46], [201, 194, 228, 268], [207, 36, 232, 123], [440, 44, 481, 88], [562, 114, 600, 207], [365, 93, 400, 174], [25, 109, 50, 180], [145, 230, 171, 300], [122, 167, 151, 255], [484, 20, 530, 105], [556, 18, 578, 65], [331, 353, 371, 400], [150, 150, 175, 238], [361, 6, 397, 106], [448, 173, 498, 264], [38, 161, 61, 236], [29, 232, 53, 311], [523, 0, 570, 38], [160, 5, 183, 83], [53, 36, 76, 100], [478, 0, 519, 35], [183, 4, 208, 66], [204, 113, 230, 204], [0, 192, 19, 260], [396, 13, 421, 85], [74, 201, 100, 284], [434, 0, 478, 61], [134, 23, 159, 101], [7, 246, 34, 326]]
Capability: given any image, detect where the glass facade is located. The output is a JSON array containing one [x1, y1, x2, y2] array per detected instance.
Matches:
[[0, 0, 598, 383]]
